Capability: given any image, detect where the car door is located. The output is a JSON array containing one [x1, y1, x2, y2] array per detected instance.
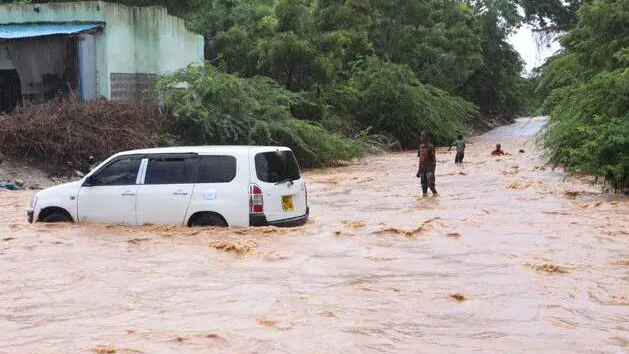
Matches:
[[77, 155, 142, 225], [251, 149, 307, 222], [185, 154, 249, 227], [136, 154, 196, 226]]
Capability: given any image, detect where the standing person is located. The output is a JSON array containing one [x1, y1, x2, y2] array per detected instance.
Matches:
[[449, 134, 466, 164], [416, 131, 438, 196]]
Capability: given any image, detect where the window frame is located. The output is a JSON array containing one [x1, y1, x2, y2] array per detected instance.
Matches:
[[196, 154, 238, 184], [141, 153, 199, 185], [254, 150, 301, 183], [83, 154, 144, 187]]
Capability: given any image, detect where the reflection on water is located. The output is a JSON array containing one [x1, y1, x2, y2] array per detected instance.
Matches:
[[1, 117, 628, 353]]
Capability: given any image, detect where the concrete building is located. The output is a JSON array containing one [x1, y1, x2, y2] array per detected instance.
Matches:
[[0, 1, 204, 112]]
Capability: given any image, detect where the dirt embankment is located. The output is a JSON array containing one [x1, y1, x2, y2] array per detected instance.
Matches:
[[0, 155, 72, 189]]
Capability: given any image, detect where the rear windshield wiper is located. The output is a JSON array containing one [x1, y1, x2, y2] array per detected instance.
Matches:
[[275, 178, 295, 186]]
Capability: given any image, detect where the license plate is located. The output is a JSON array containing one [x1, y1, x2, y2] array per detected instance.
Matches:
[[282, 195, 294, 212]]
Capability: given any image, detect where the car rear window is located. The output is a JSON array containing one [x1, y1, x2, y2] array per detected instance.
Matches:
[[197, 155, 237, 183], [145, 156, 196, 184], [255, 150, 301, 183]]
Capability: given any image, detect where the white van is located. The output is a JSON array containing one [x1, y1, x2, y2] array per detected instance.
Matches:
[[27, 146, 309, 227]]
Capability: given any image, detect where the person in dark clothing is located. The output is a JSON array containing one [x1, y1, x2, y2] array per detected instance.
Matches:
[[416, 131, 438, 196], [449, 134, 466, 164]]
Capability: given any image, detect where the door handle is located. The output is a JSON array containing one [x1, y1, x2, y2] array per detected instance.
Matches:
[[173, 190, 189, 196], [121, 191, 136, 196]]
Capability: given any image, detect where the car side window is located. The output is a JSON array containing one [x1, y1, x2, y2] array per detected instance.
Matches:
[[145, 156, 196, 185], [90, 157, 141, 186], [197, 155, 237, 183]]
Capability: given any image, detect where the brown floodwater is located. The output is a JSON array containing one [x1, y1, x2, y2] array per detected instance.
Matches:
[[1, 117, 628, 354]]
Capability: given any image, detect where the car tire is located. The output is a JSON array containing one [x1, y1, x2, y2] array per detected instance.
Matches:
[[190, 213, 228, 227], [42, 212, 72, 223]]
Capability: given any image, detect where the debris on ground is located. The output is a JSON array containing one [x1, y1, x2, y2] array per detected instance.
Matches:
[[93, 345, 117, 354], [576, 201, 603, 208], [256, 316, 277, 327], [373, 217, 440, 237], [563, 191, 580, 199], [449, 293, 467, 302], [342, 220, 366, 228], [526, 263, 567, 274], [127, 238, 151, 245], [613, 258, 629, 266], [0, 180, 23, 190], [506, 182, 532, 189], [209, 240, 256, 254]]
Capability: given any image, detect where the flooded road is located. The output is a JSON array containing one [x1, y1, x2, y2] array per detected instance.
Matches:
[[1, 117, 628, 354]]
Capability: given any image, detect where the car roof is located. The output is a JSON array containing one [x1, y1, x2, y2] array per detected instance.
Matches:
[[118, 145, 290, 156]]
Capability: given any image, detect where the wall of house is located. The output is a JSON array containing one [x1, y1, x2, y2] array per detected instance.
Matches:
[[0, 1, 204, 99], [0, 46, 14, 69]]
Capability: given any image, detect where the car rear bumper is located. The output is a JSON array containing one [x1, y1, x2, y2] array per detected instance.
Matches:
[[250, 207, 309, 227]]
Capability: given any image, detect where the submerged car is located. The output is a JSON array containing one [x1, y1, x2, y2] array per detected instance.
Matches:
[[27, 146, 309, 227]]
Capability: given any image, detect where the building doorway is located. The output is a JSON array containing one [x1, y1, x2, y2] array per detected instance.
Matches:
[[0, 69, 20, 113]]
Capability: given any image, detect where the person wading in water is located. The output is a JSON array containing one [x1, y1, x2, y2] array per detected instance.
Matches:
[[491, 143, 509, 156], [449, 134, 466, 164], [416, 131, 438, 196]]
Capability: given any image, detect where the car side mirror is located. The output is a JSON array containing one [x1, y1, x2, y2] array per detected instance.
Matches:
[[83, 176, 95, 187]]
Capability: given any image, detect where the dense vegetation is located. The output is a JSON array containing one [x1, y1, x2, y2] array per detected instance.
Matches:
[[536, 0, 628, 190], [152, 0, 537, 160], [157, 65, 376, 167], [2, 0, 626, 188], [2, 0, 538, 167]]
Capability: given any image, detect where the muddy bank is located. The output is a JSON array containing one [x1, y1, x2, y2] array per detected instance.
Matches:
[[1, 117, 627, 354], [0, 156, 72, 189]]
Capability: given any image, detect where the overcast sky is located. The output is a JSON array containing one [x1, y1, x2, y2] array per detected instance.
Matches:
[[509, 25, 561, 73]]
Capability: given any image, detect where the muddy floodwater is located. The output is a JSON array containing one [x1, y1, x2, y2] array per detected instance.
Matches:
[[1, 117, 628, 354]]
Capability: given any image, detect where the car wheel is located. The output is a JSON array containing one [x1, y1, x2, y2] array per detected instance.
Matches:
[[190, 213, 228, 227], [42, 212, 72, 223]]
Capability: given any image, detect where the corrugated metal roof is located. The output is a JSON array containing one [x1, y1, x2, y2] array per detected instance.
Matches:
[[0, 22, 103, 40]]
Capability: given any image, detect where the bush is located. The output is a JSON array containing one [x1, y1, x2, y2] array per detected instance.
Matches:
[[0, 92, 164, 173], [157, 64, 371, 168], [537, 0, 629, 190], [542, 68, 629, 190], [345, 57, 477, 148]]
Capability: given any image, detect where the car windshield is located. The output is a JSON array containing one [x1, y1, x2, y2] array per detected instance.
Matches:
[[255, 150, 301, 183]]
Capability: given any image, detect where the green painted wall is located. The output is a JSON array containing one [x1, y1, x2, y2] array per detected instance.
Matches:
[[0, 1, 203, 99]]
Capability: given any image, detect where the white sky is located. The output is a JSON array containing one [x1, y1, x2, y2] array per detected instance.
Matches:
[[509, 25, 561, 73]]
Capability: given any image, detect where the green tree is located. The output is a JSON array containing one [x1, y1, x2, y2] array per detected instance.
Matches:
[[369, 0, 484, 92], [462, 2, 527, 117], [157, 64, 370, 167], [256, 32, 330, 91], [346, 57, 477, 147], [516, 0, 589, 32], [539, 0, 629, 189]]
